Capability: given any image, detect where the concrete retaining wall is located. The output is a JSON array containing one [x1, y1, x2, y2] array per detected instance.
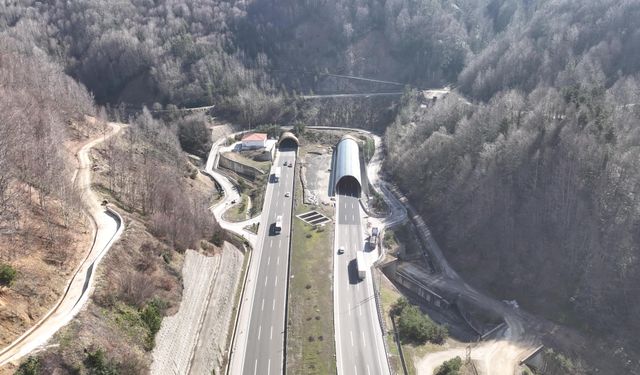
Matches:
[[218, 153, 264, 179], [383, 262, 450, 310]]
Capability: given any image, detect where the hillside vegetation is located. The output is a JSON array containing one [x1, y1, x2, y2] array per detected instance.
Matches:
[[2, 0, 640, 373], [0, 34, 96, 349], [386, 0, 640, 369]]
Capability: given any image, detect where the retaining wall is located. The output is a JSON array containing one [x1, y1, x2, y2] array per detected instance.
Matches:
[[218, 153, 264, 179]]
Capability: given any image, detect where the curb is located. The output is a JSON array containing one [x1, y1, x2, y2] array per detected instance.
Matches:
[[224, 244, 253, 375]]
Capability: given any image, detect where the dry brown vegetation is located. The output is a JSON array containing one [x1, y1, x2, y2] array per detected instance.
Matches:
[[0, 34, 99, 353], [0, 184, 92, 348], [26, 109, 228, 373], [92, 109, 216, 251]]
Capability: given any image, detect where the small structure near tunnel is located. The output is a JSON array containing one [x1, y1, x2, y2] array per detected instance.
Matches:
[[333, 135, 362, 197]]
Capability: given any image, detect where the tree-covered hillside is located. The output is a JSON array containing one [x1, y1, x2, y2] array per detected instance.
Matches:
[[2, 0, 640, 372], [386, 1, 640, 370]]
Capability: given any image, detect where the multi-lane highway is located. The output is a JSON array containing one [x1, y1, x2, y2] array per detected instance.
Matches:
[[236, 149, 296, 375], [334, 194, 389, 375]]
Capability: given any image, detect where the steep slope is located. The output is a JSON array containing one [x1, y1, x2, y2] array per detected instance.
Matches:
[[386, 1, 640, 371], [0, 34, 97, 355]]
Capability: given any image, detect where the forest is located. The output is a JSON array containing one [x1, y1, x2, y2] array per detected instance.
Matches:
[[386, 0, 640, 369], [1, 0, 640, 373]]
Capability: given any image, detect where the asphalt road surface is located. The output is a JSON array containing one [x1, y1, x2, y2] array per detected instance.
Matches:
[[240, 150, 296, 375], [334, 194, 389, 375]]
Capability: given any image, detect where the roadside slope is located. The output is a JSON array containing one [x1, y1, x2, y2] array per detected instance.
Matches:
[[0, 123, 124, 370], [151, 243, 243, 374]]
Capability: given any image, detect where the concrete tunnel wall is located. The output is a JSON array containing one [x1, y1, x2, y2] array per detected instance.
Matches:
[[334, 135, 362, 197], [278, 131, 299, 149]]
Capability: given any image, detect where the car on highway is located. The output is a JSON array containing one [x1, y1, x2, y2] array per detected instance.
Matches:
[[283, 160, 287, 165], [285, 192, 290, 197], [337, 246, 345, 255], [288, 162, 293, 167]]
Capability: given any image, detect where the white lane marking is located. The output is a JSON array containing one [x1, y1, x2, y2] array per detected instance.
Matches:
[[275, 275, 278, 287], [270, 239, 273, 247], [254, 359, 258, 375], [362, 331, 366, 347], [352, 214, 355, 222], [264, 276, 268, 286], [354, 365, 358, 375], [267, 256, 271, 265], [350, 331, 354, 347], [258, 325, 262, 340], [359, 303, 362, 316], [348, 303, 351, 316], [367, 364, 371, 375], [268, 359, 271, 375], [278, 239, 282, 247], [261, 298, 265, 311], [277, 256, 280, 265], [344, 215, 347, 221], [272, 299, 275, 311], [270, 325, 273, 340]]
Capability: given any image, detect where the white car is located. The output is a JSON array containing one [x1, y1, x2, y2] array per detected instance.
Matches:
[[337, 246, 345, 255], [285, 192, 290, 197]]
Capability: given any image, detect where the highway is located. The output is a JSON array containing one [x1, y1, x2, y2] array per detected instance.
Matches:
[[334, 194, 389, 375], [234, 150, 296, 375]]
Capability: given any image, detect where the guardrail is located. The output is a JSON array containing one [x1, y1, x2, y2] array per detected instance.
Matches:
[[371, 269, 394, 375]]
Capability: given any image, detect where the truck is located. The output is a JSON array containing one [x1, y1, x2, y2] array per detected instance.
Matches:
[[356, 251, 366, 280], [369, 227, 379, 249], [274, 215, 283, 235], [272, 167, 281, 183]]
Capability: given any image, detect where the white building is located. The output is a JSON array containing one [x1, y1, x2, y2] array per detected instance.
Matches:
[[241, 133, 267, 149]]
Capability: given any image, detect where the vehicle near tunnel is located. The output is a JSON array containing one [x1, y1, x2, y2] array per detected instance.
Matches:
[[273, 215, 283, 235]]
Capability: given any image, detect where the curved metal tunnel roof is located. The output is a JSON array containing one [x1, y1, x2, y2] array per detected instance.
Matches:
[[334, 135, 362, 197]]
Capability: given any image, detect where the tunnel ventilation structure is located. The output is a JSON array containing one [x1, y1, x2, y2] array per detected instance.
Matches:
[[334, 135, 362, 197], [278, 131, 299, 150]]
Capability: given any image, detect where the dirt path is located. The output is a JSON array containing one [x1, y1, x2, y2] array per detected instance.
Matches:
[[416, 334, 534, 375], [151, 243, 243, 374], [0, 122, 124, 369]]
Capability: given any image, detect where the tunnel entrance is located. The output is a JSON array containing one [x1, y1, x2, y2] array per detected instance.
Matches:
[[278, 132, 299, 150], [336, 175, 361, 197], [279, 138, 298, 150]]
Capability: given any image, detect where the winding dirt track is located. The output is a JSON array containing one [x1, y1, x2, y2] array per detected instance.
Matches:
[[0, 123, 124, 368]]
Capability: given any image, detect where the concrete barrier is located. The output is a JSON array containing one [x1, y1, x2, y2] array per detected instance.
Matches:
[[218, 153, 264, 179]]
